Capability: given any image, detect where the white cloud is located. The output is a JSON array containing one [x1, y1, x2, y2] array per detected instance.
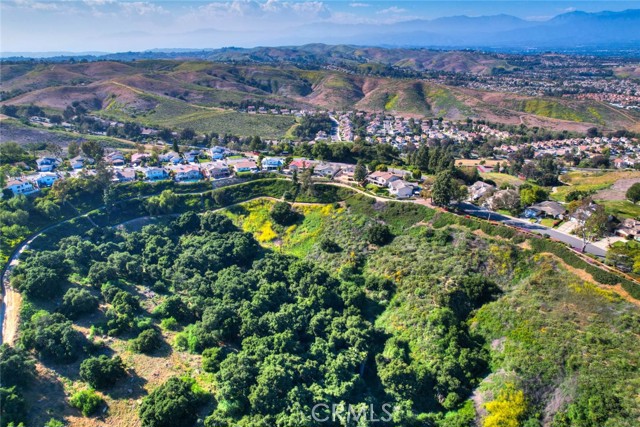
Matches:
[[349, 2, 369, 7], [8, 0, 62, 11], [177, 0, 331, 32], [121, 2, 168, 16], [377, 6, 407, 15]]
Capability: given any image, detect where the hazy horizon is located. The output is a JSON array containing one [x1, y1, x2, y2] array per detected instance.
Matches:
[[2, 1, 639, 53]]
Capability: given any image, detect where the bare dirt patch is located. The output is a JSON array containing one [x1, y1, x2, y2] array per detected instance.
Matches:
[[594, 178, 640, 201]]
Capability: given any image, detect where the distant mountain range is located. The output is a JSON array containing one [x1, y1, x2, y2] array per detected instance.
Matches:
[[2, 9, 640, 59]]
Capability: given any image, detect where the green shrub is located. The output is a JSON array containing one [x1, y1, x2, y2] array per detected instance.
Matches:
[[45, 419, 65, 427], [70, 389, 103, 416], [129, 328, 163, 354], [139, 377, 204, 427], [61, 288, 99, 319], [160, 317, 179, 331], [20, 313, 83, 363], [319, 238, 341, 253], [270, 201, 298, 226], [79, 355, 127, 390], [201, 347, 230, 373], [365, 224, 393, 246]]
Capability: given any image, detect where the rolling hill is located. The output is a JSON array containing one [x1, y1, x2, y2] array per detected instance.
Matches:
[[2, 58, 639, 135]]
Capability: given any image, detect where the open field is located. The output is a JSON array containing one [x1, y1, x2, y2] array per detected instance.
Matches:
[[598, 200, 640, 219], [480, 172, 525, 187], [456, 158, 501, 167], [552, 170, 640, 202]]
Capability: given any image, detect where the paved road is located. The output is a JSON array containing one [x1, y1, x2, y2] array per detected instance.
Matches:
[[458, 202, 606, 258]]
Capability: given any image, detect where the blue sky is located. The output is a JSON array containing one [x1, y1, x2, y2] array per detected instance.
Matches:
[[1, 1, 638, 52]]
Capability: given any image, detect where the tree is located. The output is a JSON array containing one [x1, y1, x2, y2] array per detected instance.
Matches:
[[571, 200, 609, 252], [180, 128, 196, 141], [488, 189, 520, 214], [366, 224, 393, 246], [129, 328, 163, 354], [354, 162, 367, 182], [12, 265, 63, 299], [61, 288, 99, 319], [249, 135, 264, 151], [0, 344, 34, 388], [139, 377, 203, 427], [431, 170, 456, 207], [70, 389, 103, 416], [519, 185, 548, 207], [626, 183, 640, 204], [80, 355, 127, 389], [34, 198, 61, 220], [202, 347, 230, 373], [270, 202, 297, 226], [146, 190, 179, 215], [80, 140, 104, 161], [22, 313, 83, 363], [0, 386, 27, 427]]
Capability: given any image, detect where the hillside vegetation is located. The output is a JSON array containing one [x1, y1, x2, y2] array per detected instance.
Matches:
[[3, 179, 640, 427]]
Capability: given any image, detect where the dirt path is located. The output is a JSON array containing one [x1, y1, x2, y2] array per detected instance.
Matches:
[[541, 252, 640, 307]]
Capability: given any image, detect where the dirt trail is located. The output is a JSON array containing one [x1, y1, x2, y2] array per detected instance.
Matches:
[[541, 252, 640, 307]]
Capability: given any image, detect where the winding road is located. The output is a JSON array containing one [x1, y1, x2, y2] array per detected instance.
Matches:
[[458, 202, 607, 257]]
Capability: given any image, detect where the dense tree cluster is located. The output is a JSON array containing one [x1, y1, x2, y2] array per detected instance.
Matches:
[[293, 113, 333, 140], [0, 345, 35, 427]]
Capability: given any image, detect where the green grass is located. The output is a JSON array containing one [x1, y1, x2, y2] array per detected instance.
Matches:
[[599, 200, 640, 219], [480, 172, 524, 188], [552, 170, 640, 202]]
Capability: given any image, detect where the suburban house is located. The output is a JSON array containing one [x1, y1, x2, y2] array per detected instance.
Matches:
[[113, 168, 136, 182], [388, 180, 414, 198], [210, 146, 227, 160], [367, 171, 401, 187], [569, 202, 600, 222], [70, 155, 93, 169], [184, 150, 202, 163], [144, 167, 168, 181], [261, 157, 284, 171], [616, 218, 640, 240], [288, 159, 312, 171], [5, 178, 38, 196], [171, 165, 203, 181], [468, 181, 496, 202], [106, 151, 126, 167], [314, 163, 340, 178], [337, 165, 355, 181], [131, 153, 150, 165], [35, 172, 60, 187], [205, 162, 231, 179], [234, 160, 259, 173], [159, 151, 182, 164], [523, 201, 567, 219], [483, 189, 519, 210], [36, 157, 60, 172]]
